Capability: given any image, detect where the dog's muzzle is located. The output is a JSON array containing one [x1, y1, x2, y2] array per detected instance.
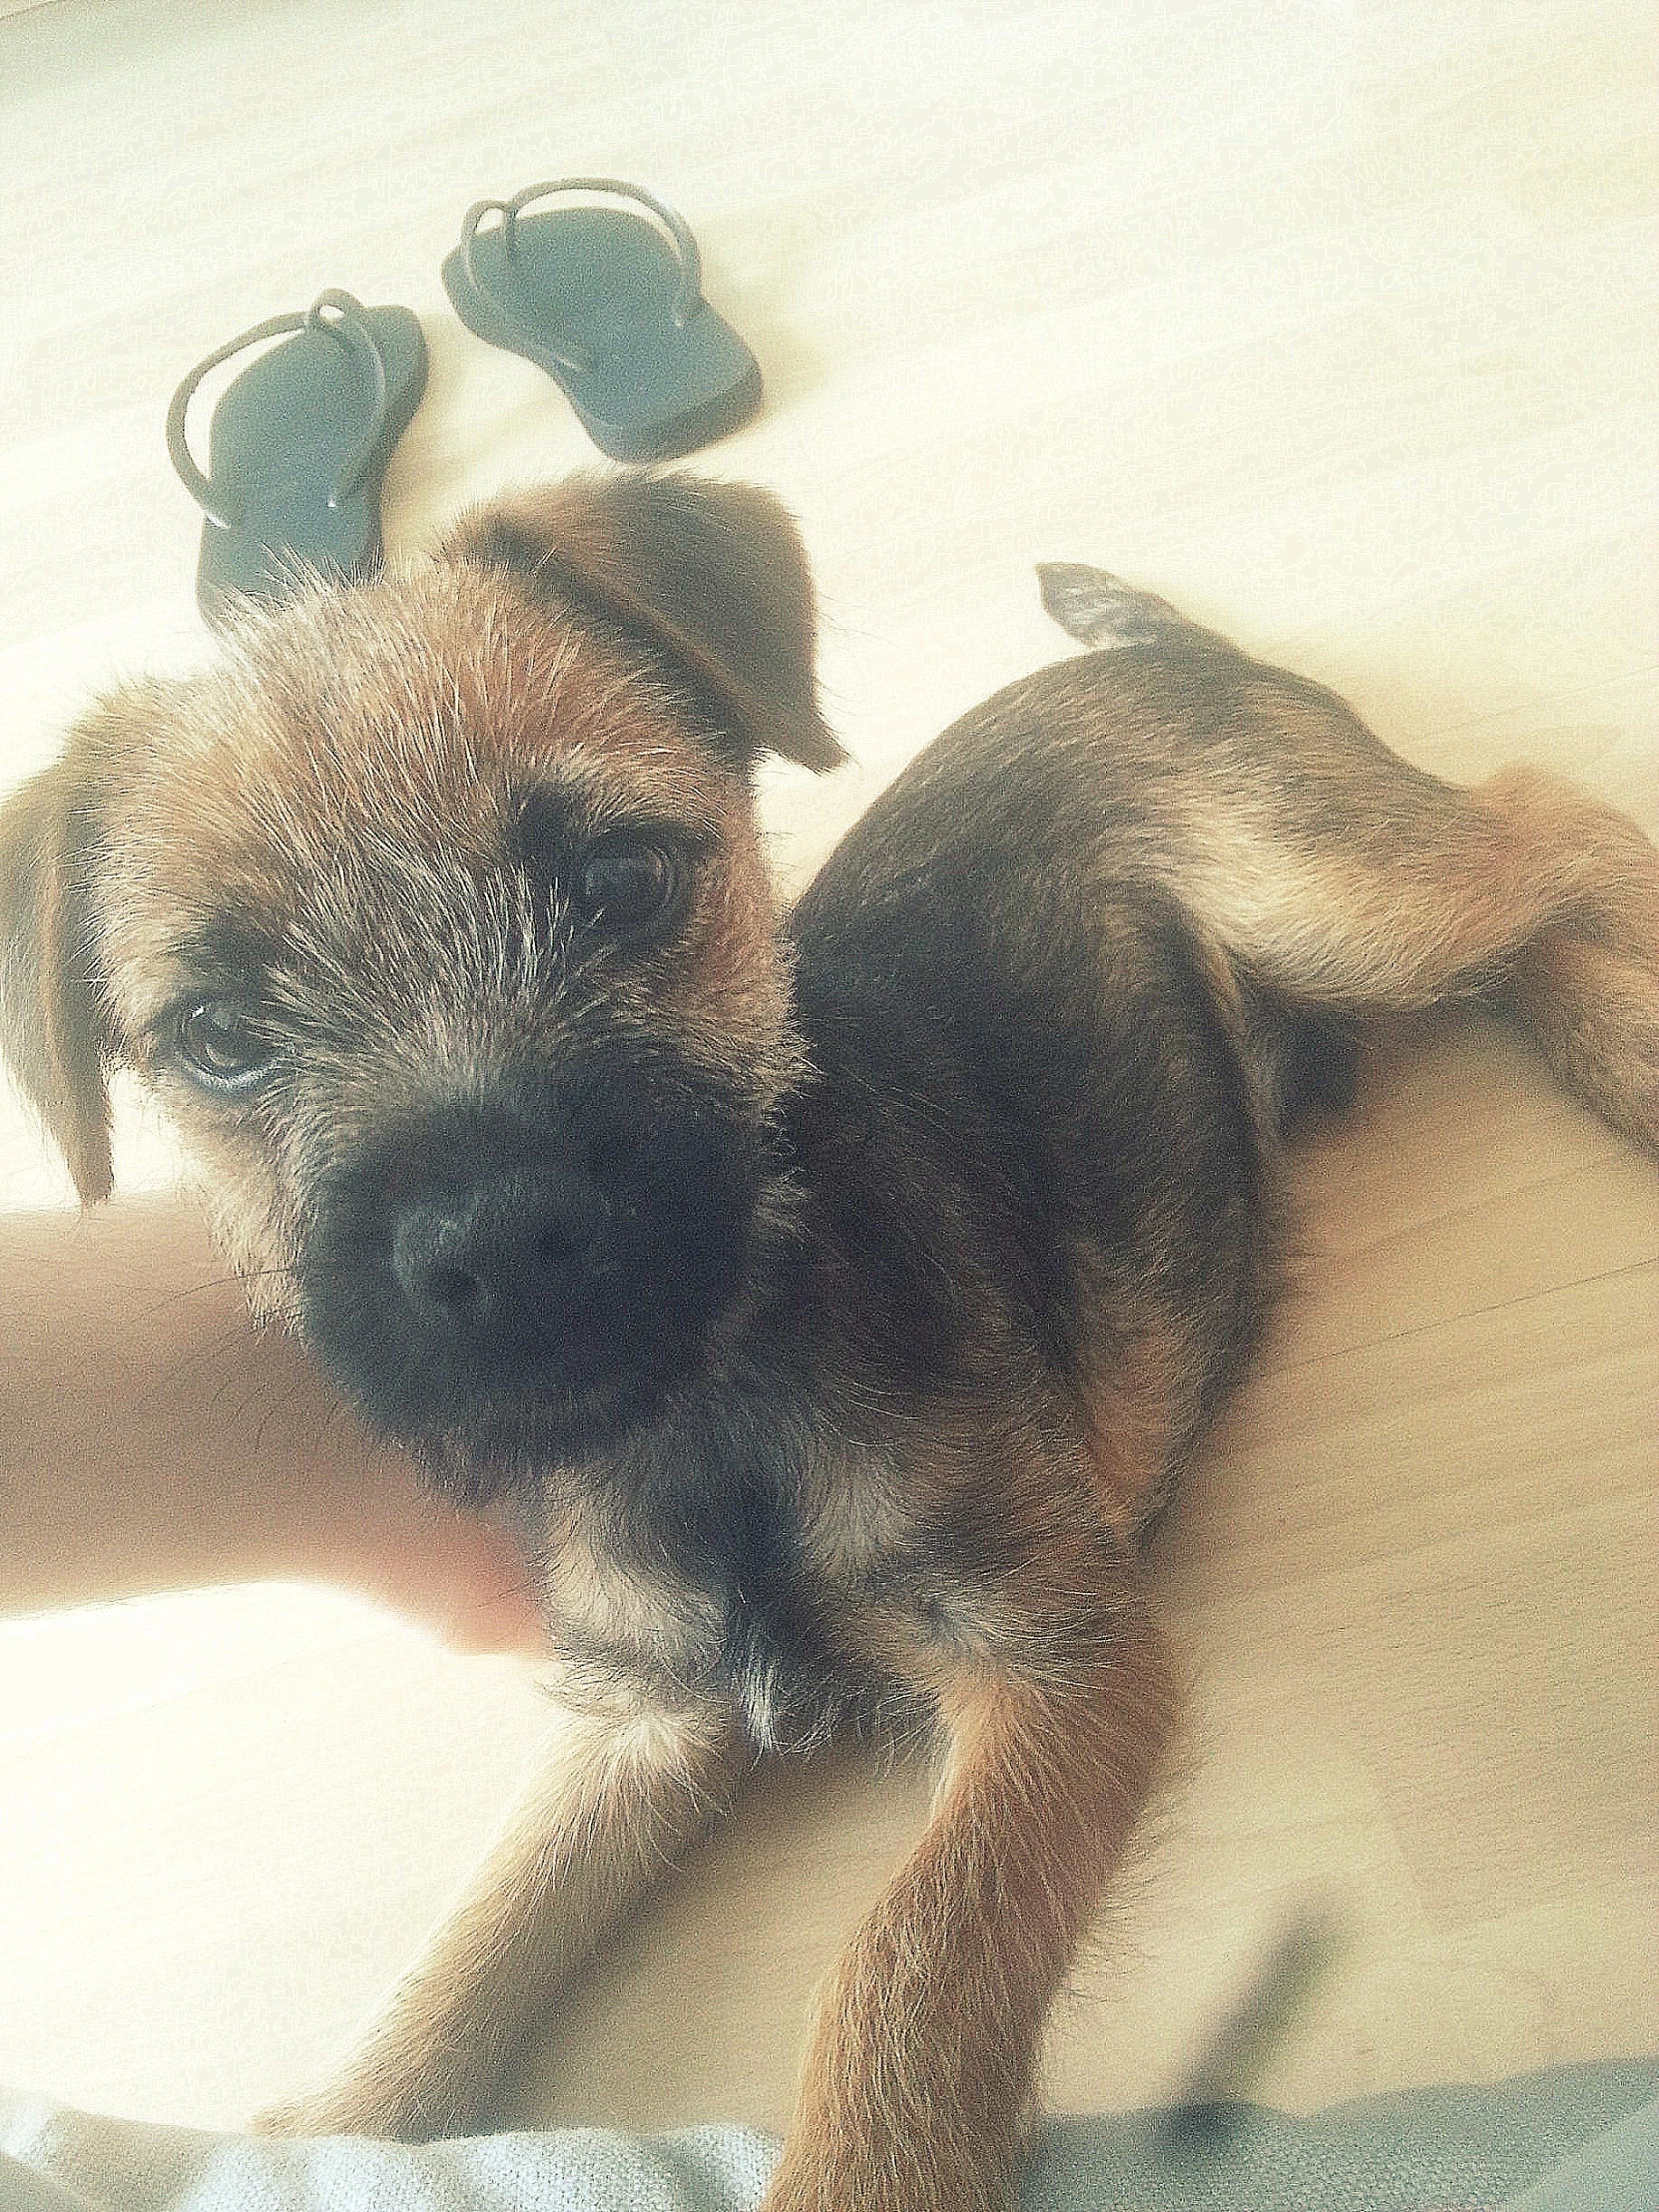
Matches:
[[297, 1075, 765, 1472]]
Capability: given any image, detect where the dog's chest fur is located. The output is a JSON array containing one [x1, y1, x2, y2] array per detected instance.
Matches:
[[529, 1385, 928, 1745]]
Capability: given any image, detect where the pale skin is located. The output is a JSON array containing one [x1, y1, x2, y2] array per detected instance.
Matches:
[[0, 1196, 546, 1654]]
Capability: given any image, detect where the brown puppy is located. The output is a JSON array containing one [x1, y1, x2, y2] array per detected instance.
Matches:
[[2, 474, 1655, 2211]]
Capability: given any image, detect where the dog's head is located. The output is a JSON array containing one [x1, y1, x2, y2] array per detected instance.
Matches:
[[0, 474, 843, 1493]]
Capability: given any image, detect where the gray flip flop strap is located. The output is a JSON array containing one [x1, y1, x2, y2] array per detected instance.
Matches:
[[456, 177, 705, 377], [166, 289, 391, 532]]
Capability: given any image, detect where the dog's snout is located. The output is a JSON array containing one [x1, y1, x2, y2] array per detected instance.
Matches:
[[300, 1079, 762, 1458], [390, 1166, 609, 1334]]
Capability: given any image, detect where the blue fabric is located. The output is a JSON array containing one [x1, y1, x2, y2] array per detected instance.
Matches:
[[3, 2062, 1656, 2211], [1501, 2093, 1659, 2212], [1023, 2063, 1659, 2209]]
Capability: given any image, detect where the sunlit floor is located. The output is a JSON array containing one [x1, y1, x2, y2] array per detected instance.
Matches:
[[0, 0, 1654, 2137]]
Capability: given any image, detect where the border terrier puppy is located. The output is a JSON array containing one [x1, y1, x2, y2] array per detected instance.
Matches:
[[2, 473, 1656, 2212]]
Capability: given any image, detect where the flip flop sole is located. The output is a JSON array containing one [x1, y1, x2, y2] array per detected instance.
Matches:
[[442, 206, 761, 462], [196, 305, 427, 625]]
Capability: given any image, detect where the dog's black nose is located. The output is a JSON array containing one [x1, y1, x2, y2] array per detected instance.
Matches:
[[389, 1167, 610, 1337], [301, 1083, 761, 1466]]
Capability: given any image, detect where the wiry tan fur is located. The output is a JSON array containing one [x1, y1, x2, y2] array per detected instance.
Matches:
[[1, 482, 1655, 2212]]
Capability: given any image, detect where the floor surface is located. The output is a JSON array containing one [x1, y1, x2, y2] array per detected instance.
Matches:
[[0, 0, 1654, 2140]]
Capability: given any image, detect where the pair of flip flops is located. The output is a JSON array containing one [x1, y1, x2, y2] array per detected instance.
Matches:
[[168, 179, 764, 627]]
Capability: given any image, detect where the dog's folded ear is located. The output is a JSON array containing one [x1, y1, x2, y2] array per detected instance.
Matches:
[[447, 473, 847, 776], [0, 745, 114, 1202]]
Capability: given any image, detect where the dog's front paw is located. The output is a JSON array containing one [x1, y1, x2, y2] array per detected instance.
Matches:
[[251, 2091, 386, 2141], [251, 2076, 457, 2143], [762, 2180, 1012, 2212], [760, 2149, 1014, 2212]]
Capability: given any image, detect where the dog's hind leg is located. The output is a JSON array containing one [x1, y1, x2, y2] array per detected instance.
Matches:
[[1195, 755, 1659, 1155], [1040, 566, 1659, 1154]]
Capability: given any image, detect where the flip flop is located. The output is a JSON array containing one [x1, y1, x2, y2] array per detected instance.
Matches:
[[441, 178, 763, 462], [167, 289, 428, 628]]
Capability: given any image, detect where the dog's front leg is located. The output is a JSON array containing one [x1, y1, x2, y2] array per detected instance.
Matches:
[[257, 1695, 749, 2141], [765, 1591, 1176, 2212]]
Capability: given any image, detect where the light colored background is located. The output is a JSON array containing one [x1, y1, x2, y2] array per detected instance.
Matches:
[[0, 0, 1655, 2141]]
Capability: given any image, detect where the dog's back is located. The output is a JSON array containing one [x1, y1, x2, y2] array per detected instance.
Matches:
[[790, 563, 1657, 1524]]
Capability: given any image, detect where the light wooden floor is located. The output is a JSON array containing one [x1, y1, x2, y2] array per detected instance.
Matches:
[[0, 0, 1654, 2139]]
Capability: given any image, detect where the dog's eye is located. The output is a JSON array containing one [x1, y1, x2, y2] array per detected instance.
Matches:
[[176, 998, 276, 1091], [575, 838, 682, 942]]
